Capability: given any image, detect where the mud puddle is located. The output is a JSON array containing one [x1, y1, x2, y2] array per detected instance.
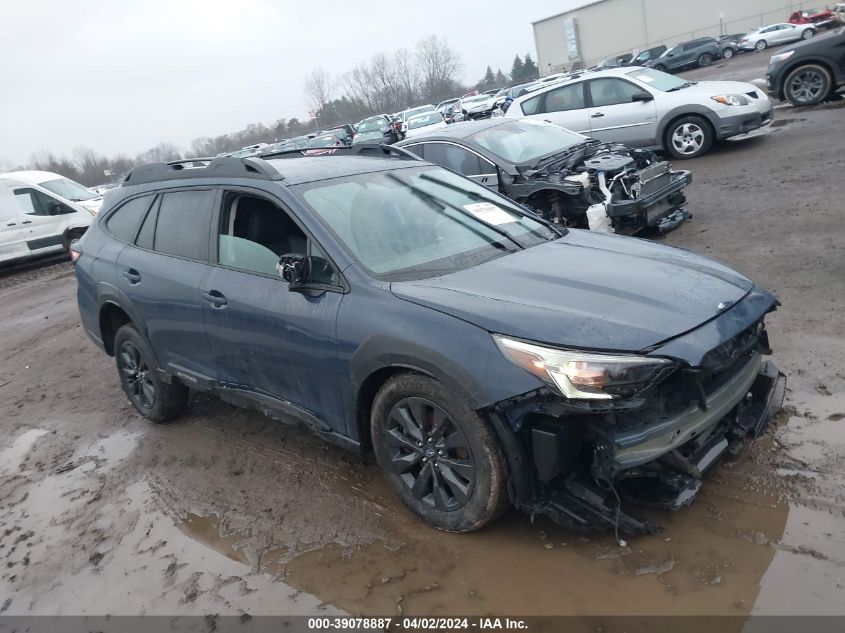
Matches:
[[0, 426, 338, 615]]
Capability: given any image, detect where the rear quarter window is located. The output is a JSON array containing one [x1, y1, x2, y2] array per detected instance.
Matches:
[[105, 195, 155, 243], [152, 190, 215, 261]]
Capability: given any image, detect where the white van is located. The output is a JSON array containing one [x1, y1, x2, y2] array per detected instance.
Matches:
[[0, 170, 103, 215], [0, 177, 94, 264]]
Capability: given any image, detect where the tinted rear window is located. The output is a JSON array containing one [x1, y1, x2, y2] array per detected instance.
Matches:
[[152, 190, 215, 260], [106, 195, 154, 243]]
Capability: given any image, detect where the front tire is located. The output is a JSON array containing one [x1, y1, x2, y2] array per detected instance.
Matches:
[[665, 115, 714, 159], [755, 39, 768, 51], [698, 53, 714, 66], [801, 29, 815, 40], [721, 47, 734, 59], [784, 63, 832, 106], [653, 64, 668, 73], [370, 373, 509, 532], [114, 324, 188, 422]]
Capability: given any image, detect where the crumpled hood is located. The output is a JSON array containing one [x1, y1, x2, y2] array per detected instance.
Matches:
[[391, 230, 755, 353]]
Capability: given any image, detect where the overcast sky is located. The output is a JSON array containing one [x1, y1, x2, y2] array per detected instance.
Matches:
[[0, 0, 576, 167]]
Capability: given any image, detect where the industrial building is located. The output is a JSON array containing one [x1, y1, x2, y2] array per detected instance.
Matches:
[[533, 0, 820, 73]]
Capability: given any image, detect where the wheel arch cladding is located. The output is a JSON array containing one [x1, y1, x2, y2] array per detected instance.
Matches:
[[99, 301, 132, 356], [657, 106, 719, 145]]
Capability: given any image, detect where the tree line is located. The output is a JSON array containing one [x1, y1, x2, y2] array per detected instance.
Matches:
[[5, 37, 539, 187]]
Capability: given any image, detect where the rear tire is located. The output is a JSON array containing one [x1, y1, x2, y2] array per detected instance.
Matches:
[[370, 373, 509, 532], [665, 115, 714, 159], [653, 64, 668, 73], [784, 63, 832, 106], [114, 324, 188, 422]]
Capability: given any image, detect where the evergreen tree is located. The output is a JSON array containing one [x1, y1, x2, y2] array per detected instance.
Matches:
[[510, 54, 524, 82], [495, 68, 507, 86], [522, 53, 539, 80], [483, 65, 496, 90]]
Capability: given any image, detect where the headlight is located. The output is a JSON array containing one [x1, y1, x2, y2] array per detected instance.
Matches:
[[711, 94, 751, 106], [493, 335, 673, 400], [770, 50, 795, 64]]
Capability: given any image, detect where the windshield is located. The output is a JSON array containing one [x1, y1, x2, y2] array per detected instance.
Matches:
[[407, 113, 443, 129], [296, 166, 556, 278], [39, 177, 98, 202], [462, 95, 489, 105], [357, 117, 386, 133], [309, 135, 338, 148], [471, 120, 586, 165], [626, 67, 689, 91], [404, 106, 434, 120]]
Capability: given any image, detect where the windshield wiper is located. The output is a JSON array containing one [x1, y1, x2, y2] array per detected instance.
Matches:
[[666, 82, 692, 92], [416, 172, 567, 239]]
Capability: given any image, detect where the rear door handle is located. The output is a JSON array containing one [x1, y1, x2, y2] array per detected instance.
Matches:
[[591, 112, 605, 118], [201, 290, 227, 307], [21, 220, 32, 224], [122, 268, 141, 284]]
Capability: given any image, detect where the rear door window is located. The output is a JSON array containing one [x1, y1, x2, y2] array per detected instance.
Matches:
[[541, 83, 586, 114], [422, 143, 490, 176], [151, 190, 215, 261], [106, 195, 155, 243]]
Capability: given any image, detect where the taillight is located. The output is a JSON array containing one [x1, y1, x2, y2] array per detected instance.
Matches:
[[70, 243, 82, 262]]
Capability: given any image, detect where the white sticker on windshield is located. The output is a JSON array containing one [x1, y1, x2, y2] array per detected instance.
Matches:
[[463, 202, 515, 225], [634, 73, 655, 83]]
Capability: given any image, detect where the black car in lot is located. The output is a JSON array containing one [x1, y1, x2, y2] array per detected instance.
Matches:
[[767, 27, 845, 105], [352, 115, 400, 144], [646, 37, 723, 72], [73, 147, 784, 535], [398, 119, 692, 234]]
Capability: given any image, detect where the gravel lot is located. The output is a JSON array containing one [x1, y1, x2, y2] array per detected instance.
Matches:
[[1, 49, 843, 618]]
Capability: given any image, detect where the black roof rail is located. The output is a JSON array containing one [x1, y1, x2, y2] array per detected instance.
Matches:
[[259, 143, 422, 162], [123, 156, 282, 186]]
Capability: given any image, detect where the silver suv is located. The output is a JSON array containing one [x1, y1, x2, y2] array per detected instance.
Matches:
[[505, 67, 774, 158]]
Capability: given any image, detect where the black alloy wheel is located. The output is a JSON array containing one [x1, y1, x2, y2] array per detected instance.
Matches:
[[385, 396, 476, 511], [118, 340, 156, 410]]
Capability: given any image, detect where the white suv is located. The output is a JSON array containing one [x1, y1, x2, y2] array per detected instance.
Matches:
[[0, 175, 95, 264], [504, 66, 774, 158]]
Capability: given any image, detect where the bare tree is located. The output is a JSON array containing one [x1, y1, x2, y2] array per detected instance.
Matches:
[[394, 48, 419, 107], [303, 67, 333, 116], [416, 35, 462, 103]]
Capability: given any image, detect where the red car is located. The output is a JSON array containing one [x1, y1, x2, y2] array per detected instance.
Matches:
[[789, 9, 837, 29]]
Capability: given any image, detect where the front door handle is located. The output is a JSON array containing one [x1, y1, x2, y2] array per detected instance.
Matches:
[[122, 268, 141, 284], [591, 112, 605, 118], [201, 290, 227, 307], [6, 222, 16, 227]]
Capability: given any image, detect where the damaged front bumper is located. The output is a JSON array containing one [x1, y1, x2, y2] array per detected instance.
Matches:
[[605, 167, 692, 233], [491, 307, 786, 536], [530, 358, 785, 535]]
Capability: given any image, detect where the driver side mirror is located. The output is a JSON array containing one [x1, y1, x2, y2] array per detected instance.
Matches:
[[277, 253, 309, 288], [631, 91, 654, 102]]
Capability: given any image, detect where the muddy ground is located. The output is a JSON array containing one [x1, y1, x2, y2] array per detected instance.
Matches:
[[1, 50, 844, 620]]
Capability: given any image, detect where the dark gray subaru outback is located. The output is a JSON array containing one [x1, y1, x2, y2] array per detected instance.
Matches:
[[74, 145, 785, 534]]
